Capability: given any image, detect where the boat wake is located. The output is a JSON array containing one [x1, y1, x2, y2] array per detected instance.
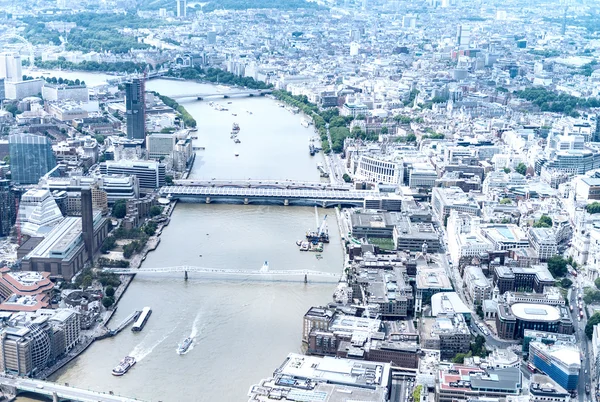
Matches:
[[177, 310, 204, 355], [130, 327, 177, 362]]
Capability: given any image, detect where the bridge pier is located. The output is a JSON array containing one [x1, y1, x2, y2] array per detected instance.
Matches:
[[322, 201, 327, 208], [244, 198, 249, 205], [53, 392, 59, 402], [184, 270, 188, 281], [304, 273, 308, 284], [284, 199, 289, 206], [206, 197, 211, 204]]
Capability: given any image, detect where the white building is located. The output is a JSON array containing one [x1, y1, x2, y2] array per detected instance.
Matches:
[[146, 134, 176, 159], [350, 42, 360, 56], [0, 52, 22, 82], [354, 154, 403, 185], [18, 189, 64, 237], [528, 227, 558, 261], [465, 265, 492, 305], [42, 84, 89, 103]]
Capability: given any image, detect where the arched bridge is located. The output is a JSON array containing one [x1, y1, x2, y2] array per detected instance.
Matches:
[[103, 266, 341, 283], [170, 89, 272, 100], [173, 179, 351, 191], [0, 375, 141, 402], [159, 186, 375, 207]]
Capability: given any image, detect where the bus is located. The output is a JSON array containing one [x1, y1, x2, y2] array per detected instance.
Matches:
[[527, 363, 536, 373]]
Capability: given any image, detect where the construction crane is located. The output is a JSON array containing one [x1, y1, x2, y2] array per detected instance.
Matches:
[[306, 207, 330, 244]]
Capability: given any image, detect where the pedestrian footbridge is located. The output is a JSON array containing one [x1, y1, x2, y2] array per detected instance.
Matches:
[[103, 266, 341, 283], [0, 375, 142, 402]]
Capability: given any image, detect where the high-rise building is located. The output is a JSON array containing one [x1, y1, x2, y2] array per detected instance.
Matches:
[[0, 52, 22, 83], [125, 79, 146, 141], [81, 188, 94, 261], [0, 180, 15, 237], [8, 134, 57, 185], [0, 78, 5, 103], [594, 114, 600, 142], [176, 0, 187, 17], [100, 160, 166, 190]]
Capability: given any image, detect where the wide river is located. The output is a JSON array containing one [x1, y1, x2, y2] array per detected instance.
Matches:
[[20, 71, 344, 401]]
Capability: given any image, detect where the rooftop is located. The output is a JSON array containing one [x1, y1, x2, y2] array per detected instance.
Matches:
[[510, 303, 561, 322]]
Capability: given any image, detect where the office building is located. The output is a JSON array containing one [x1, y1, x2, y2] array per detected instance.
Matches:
[[125, 79, 146, 141], [0, 269, 54, 312], [492, 265, 554, 294], [421, 313, 471, 359], [528, 228, 558, 261], [0, 309, 80, 376], [0, 78, 5, 102], [100, 160, 165, 191], [8, 134, 57, 185], [522, 330, 576, 358], [42, 84, 89, 103], [350, 210, 402, 239], [81, 189, 94, 260], [248, 353, 391, 402], [464, 266, 491, 305], [432, 187, 480, 222], [0, 52, 22, 82], [352, 266, 414, 319], [21, 214, 109, 280], [207, 31, 217, 44], [430, 292, 471, 322], [496, 302, 573, 340], [176, 0, 187, 17], [529, 374, 570, 402], [436, 365, 522, 402], [17, 189, 64, 237], [393, 217, 440, 253], [529, 342, 580, 391], [354, 154, 403, 185], [4, 79, 44, 100], [42, 175, 139, 206], [415, 266, 452, 313], [0, 180, 15, 237], [480, 224, 529, 251], [146, 133, 176, 159]]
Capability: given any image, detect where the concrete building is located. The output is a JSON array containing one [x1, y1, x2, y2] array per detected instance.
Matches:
[[492, 265, 555, 294], [436, 365, 522, 402], [21, 213, 109, 280], [421, 314, 471, 359], [42, 175, 139, 206], [522, 330, 576, 359], [575, 177, 600, 200], [146, 133, 176, 159], [8, 133, 57, 185], [100, 160, 165, 191], [176, 0, 187, 17], [17, 189, 64, 237], [350, 210, 402, 239], [393, 216, 440, 252], [528, 228, 558, 261], [431, 187, 480, 222], [302, 306, 334, 344], [0, 269, 53, 309], [0, 52, 22, 82], [248, 353, 391, 402], [415, 267, 452, 313], [529, 341, 580, 391], [496, 302, 573, 340], [480, 224, 528, 251], [430, 292, 471, 322], [464, 266, 491, 305], [4, 79, 45, 100], [42, 84, 89, 102], [529, 374, 571, 402], [125, 79, 145, 141], [354, 154, 403, 185], [352, 266, 414, 319]]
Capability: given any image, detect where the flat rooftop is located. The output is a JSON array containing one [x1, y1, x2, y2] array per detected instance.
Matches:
[[511, 303, 560, 322], [416, 267, 452, 290]]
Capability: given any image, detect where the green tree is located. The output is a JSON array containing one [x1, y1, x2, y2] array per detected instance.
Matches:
[[560, 278, 573, 288], [105, 285, 115, 297], [547, 256, 568, 277], [81, 275, 93, 289], [503, 167, 511, 173], [452, 351, 472, 363], [342, 173, 352, 183], [533, 215, 553, 228], [380, 127, 388, 135], [112, 200, 127, 219], [102, 296, 115, 308], [595, 277, 600, 290], [476, 305, 484, 319], [94, 134, 105, 144], [515, 163, 527, 175], [586, 202, 600, 214], [586, 313, 600, 339], [149, 206, 163, 217], [584, 288, 600, 304], [412, 385, 422, 402], [499, 198, 512, 204], [165, 175, 174, 185], [406, 133, 417, 142]]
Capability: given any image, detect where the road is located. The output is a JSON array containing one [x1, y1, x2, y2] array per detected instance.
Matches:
[[569, 280, 592, 402], [0, 375, 141, 402], [391, 377, 414, 402]]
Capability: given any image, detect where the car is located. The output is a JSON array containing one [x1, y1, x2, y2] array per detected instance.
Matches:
[[36, 384, 44, 389]]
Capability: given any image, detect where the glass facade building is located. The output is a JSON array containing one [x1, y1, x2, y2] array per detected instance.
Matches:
[[529, 341, 580, 391], [9, 134, 56, 185]]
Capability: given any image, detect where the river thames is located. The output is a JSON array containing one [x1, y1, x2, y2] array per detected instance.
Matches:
[[18, 73, 345, 401]]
